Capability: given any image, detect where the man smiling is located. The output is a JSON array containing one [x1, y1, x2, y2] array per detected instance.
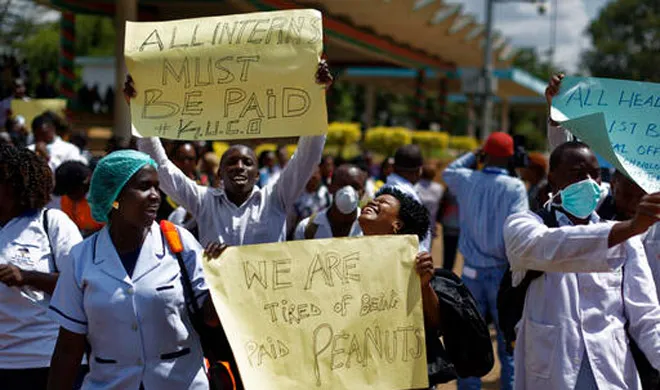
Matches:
[[127, 60, 333, 246]]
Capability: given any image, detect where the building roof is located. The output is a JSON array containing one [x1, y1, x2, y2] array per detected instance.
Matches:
[[42, 0, 517, 71]]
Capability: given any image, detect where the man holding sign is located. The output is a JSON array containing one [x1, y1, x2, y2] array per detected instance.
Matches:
[[124, 10, 332, 247]]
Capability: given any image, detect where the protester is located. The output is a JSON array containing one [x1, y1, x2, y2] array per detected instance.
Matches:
[[0, 78, 29, 129], [607, 171, 660, 300], [28, 113, 87, 172], [503, 141, 660, 390], [289, 166, 330, 238], [0, 145, 83, 389], [199, 151, 220, 188], [443, 132, 528, 390], [4, 115, 29, 147], [125, 60, 333, 247], [358, 186, 475, 387], [257, 150, 280, 188], [47, 150, 217, 390], [319, 154, 334, 187], [294, 164, 367, 239], [415, 163, 444, 246], [276, 145, 289, 170], [518, 152, 548, 210], [438, 188, 460, 271], [384, 144, 432, 252], [53, 161, 103, 237]]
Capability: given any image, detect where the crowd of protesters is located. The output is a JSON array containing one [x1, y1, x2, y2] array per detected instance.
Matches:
[[0, 55, 659, 390]]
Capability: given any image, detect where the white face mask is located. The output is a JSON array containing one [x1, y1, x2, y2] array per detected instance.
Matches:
[[334, 185, 359, 215]]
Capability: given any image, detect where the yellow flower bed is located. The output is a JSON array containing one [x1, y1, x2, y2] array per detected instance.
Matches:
[[327, 122, 362, 146], [364, 127, 412, 156], [448, 136, 480, 151]]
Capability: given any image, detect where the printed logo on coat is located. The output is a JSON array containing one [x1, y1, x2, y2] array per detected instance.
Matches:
[[9, 246, 37, 268]]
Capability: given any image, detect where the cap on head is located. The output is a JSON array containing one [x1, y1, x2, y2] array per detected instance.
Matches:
[[483, 132, 514, 158], [394, 144, 423, 170], [89, 150, 157, 223]]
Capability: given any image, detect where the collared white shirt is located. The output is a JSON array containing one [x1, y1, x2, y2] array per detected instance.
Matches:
[[0, 208, 82, 369], [28, 136, 87, 172], [50, 223, 209, 390], [383, 173, 431, 252], [293, 207, 363, 240], [138, 136, 325, 247], [504, 210, 660, 390]]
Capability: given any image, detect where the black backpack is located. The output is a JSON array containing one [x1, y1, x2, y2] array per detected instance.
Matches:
[[428, 269, 494, 380], [497, 208, 660, 389]]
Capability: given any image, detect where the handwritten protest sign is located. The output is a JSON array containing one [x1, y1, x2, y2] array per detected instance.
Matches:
[[11, 99, 67, 129], [124, 9, 327, 141], [551, 77, 660, 193], [203, 236, 428, 390]]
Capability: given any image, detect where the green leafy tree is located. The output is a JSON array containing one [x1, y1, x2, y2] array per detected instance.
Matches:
[[583, 0, 660, 82], [513, 47, 552, 81]]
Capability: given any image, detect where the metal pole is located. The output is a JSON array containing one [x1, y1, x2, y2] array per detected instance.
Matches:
[[114, 0, 138, 145], [550, 0, 557, 70], [481, 0, 495, 140]]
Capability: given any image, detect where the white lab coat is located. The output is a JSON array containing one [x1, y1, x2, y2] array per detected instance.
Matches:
[[293, 207, 363, 240], [28, 136, 87, 172], [504, 210, 660, 390], [0, 209, 82, 369], [645, 223, 660, 300], [50, 223, 209, 390], [138, 136, 325, 247]]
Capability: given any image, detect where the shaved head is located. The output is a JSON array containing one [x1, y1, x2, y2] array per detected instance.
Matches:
[[329, 164, 367, 198], [220, 144, 256, 167]]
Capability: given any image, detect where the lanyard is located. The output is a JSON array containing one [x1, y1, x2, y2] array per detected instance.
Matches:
[[482, 167, 509, 176]]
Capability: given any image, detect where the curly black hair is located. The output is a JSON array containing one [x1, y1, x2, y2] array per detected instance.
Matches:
[[375, 186, 430, 241], [0, 144, 52, 212]]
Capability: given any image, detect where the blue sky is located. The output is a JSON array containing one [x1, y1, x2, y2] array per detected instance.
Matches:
[[453, 0, 612, 73]]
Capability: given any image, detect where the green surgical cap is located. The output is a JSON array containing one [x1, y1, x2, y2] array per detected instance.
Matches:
[[89, 150, 157, 223]]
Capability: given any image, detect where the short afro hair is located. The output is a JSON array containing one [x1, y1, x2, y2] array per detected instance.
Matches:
[[0, 144, 52, 212], [549, 141, 591, 172], [375, 186, 430, 241], [53, 160, 91, 196]]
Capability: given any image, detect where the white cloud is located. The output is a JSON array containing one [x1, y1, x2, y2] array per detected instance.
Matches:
[[451, 0, 611, 73]]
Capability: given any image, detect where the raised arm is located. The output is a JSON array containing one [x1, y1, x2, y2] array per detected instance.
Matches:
[[504, 211, 625, 273], [270, 59, 332, 212], [545, 73, 574, 151], [271, 135, 326, 212], [442, 151, 476, 196], [137, 137, 205, 217]]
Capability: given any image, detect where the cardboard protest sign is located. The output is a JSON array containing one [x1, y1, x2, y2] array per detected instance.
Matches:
[[203, 236, 428, 390], [551, 77, 660, 193], [124, 9, 327, 141], [11, 99, 67, 129]]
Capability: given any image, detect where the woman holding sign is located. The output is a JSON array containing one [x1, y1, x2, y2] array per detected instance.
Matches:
[[358, 186, 494, 387], [47, 150, 218, 390], [125, 60, 332, 248]]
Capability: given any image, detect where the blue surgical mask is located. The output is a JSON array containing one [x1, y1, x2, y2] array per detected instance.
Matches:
[[550, 177, 602, 219]]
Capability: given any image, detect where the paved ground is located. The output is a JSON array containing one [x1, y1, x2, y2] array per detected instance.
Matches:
[[430, 225, 502, 390]]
